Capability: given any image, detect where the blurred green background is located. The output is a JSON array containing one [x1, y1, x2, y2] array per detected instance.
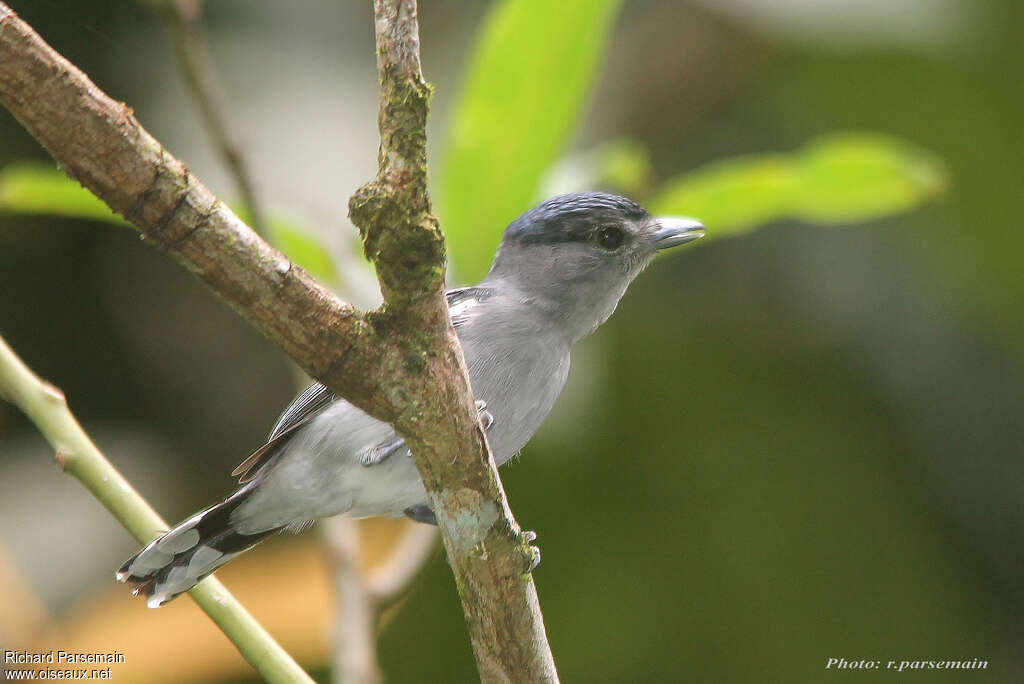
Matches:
[[1, 0, 1021, 682]]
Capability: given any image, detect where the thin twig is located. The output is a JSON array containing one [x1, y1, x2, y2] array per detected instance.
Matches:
[[365, 522, 437, 601], [147, 0, 270, 236], [321, 517, 437, 683], [322, 518, 382, 684], [0, 333, 314, 684]]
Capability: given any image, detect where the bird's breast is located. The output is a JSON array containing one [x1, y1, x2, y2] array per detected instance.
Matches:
[[459, 323, 570, 466]]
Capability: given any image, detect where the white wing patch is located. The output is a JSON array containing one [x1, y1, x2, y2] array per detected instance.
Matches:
[[449, 296, 479, 320], [447, 286, 495, 329]]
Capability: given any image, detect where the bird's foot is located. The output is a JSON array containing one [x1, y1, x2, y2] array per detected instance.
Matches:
[[475, 399, 495, 430], [520, 529, 541, 573]]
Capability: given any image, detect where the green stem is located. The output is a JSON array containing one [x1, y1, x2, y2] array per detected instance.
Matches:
[[0, 333, 313, 684]]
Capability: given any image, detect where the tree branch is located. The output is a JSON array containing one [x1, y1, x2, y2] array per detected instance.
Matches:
[[146, 0, 270, 237], [365, 522, 437, 601], [0, 1, 558, 680], [322, 518, 382, 684], [348, 2, 558, 680], [321, 518, 438, 684], [0, 334, 313, 684]]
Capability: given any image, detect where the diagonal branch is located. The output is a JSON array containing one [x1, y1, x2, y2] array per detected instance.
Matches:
[[0, 2, 387, 422], [0, 1, 558, 680]]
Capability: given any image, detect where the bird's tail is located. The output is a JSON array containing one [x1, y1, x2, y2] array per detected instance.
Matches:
[[116, 488, 280, 608]]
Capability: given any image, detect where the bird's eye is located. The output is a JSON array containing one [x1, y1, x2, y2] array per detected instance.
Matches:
[[596, 225, 624, 250]]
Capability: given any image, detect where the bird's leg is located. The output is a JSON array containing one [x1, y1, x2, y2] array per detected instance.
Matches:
[[475, 399, 495, 430]]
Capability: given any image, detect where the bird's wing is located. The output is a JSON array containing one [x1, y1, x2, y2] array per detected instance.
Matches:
[[446, 286, 495, 329], [267, 382, 337, 440], [235, 290, 494, 479], [231, 382, 337, 483], [359, 288, 497, 468]]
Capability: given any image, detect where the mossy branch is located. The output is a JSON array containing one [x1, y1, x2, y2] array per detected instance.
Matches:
[[348, 2, 558, 680]]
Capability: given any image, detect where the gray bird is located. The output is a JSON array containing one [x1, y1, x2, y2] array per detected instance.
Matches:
[[117, 191, 704, 607]]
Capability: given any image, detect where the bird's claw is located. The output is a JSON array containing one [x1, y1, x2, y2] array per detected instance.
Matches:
[[475, 399, 495, 430], [520, 529, 541, 573]]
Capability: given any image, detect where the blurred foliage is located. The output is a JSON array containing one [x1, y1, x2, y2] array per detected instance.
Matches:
[[432, 0, 946, 280], [3, 0, 1023, 683], [0, 164, 337, 284], [0, 163, 119, 223], [436, 0, 623, 281], [434, 0, 948, 278], [650, 133, 949, 241], [262, 223, 333, 284], [542, 138, 655, 200], [0, 131, 948, 284], [262, 221, 337, 286], [0, 2, 947, 285], [541, 133, 948, 247]]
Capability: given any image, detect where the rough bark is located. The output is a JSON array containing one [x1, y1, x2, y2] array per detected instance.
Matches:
[[347, 3, 559, 680], [0, 1, 558, 681]]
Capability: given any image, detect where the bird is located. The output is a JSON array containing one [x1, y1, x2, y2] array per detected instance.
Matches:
[[116, 191, 704, 607]]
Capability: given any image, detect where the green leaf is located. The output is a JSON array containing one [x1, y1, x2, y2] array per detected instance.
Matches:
[[437, 0, 623, 281], [1, 163, 338, 285], [649, 133, 949, 241], [0, 163, 123, 224]]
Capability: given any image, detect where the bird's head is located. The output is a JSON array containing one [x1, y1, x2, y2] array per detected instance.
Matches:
[[484, 192, 704, 342]]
